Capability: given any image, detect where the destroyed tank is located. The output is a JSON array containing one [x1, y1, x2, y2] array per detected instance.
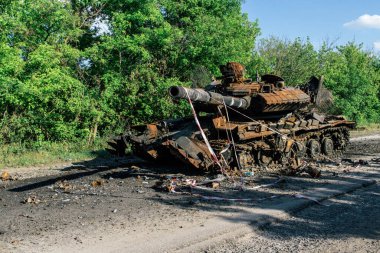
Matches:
[[107, 62, 355, 176]]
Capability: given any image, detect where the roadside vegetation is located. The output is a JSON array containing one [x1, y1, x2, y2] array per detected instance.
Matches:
[[0, 0, 379, 167], [0, 139, 109, 168]]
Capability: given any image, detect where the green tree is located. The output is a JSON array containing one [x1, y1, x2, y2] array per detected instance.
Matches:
[[0, 0, 96, 143], [319, 43, 380, 124], [84, 0, 259, 129], [158, 0, 259, 78], [253, 36, 319, 85], [0, 0, 260, 143]]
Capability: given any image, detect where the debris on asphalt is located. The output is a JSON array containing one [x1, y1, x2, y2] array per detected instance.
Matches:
[[19, 214, 33, 218], [197, 175, 225, 186], [74, 236, 83, 244], [130, 165, 141, 171], [164, 177, 198, 193], [342, 158, 370, 166], [243, 171, 254, 177], [342, 158, 354, 163], [1, 171, 10, 181], [358, 159, 369, 165], [244, 178, 285, 190], [293, 193, 329, 206], [153, 180, 166, 191], [57, 180, 75, 192], [153, 174, 287, 197], [23, 195, 41, 204], [303, 165, 321, 178], [211, 182, 220, 189], [91, 179, 104, 187], [0, 171, 18, 181]]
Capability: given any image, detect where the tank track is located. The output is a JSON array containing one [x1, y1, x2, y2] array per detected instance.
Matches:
[[107, 124, 352, 177], [215, 126, 350, 176]]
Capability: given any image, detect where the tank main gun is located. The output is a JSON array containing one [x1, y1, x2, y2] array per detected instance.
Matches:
[[168, 86, 250, 109]]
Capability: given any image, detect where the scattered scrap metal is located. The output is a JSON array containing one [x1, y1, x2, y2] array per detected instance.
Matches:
[[342, 158, 370, 166], [0, 171, 19, 181], [15, 156, 374, 206], [23, 195, 41, 204], [90, 179, 105, 187], [153, 173, 286, 202]]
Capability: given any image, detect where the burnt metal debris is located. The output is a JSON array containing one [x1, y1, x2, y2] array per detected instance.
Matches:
[[107, 62, 355, 176]]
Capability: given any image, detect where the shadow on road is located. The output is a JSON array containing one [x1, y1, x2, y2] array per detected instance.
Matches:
[[7, 153, 200, 193], [7, 156, 134, 192], [147, 157, 380, 241]]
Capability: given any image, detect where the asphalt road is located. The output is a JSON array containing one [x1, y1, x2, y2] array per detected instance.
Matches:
[[208, 183, 380, 253], [0, 133, 379, 253]]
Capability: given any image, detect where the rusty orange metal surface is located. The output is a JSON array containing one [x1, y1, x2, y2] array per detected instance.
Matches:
[[146, 124, 159, 139], [257, 89, 310, 112], [259, 89, 310, 105]]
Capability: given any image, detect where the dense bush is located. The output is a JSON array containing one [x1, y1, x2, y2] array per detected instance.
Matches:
[[0, 0, 259, 143], [0, 0, 379, 146]]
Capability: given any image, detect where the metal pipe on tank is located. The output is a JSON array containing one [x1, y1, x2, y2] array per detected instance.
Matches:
[[169, 86, 250, 109]]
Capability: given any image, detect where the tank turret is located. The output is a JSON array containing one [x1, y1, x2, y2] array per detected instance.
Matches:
[[169, 62, 310, 115]]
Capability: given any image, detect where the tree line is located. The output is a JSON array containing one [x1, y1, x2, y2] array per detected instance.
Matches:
[[0, 0, 379, 145]]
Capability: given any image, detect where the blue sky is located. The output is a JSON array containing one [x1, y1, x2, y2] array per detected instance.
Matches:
[[242, 0, 380, 52]]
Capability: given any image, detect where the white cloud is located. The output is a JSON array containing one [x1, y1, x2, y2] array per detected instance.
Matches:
[[344, 14, 380, 29], [374, 41, 380, 52]]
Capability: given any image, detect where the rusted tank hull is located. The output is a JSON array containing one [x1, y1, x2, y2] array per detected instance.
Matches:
[[108, 113, 355, 174]]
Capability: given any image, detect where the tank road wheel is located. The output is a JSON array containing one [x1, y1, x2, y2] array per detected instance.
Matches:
[[255, 149, 273, 166], [287, 142, 305, 170], [294, 142, 306, 158], [322, 137, 334, 156], [307, 139, 321, 159], [333, 128, 350, 151]]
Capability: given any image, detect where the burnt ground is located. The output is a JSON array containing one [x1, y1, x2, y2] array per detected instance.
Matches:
[[0, 133, 379, 253]]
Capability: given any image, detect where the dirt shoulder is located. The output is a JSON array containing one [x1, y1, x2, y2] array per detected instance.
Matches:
[[350, 129, 380, 138]]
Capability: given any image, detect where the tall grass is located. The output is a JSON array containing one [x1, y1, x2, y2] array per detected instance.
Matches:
[[0, 139, 111, 168]]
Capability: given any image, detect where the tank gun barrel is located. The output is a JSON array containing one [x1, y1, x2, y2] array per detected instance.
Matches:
[[169, 86, 249, 109]]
